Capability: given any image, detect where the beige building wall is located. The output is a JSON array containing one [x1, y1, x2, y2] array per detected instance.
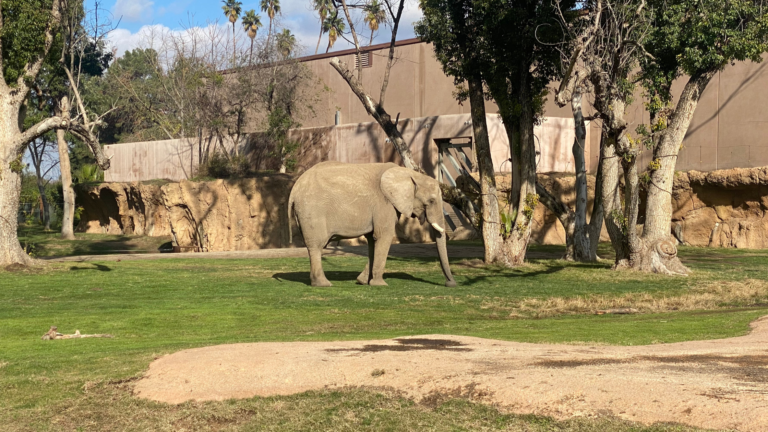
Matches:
[[105, 39, 768, 183], [299, 39, 768, 173]]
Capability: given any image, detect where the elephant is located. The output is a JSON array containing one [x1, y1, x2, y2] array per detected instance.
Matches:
[[288, 161, 457, 287]]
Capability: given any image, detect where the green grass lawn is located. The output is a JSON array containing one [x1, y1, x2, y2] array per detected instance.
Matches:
[[1, 235, 767, 431]]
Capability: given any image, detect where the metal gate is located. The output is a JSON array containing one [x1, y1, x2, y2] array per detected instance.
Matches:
[[435, 137, 479, 236]]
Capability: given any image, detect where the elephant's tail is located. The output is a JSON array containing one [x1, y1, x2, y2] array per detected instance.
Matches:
[[287, 186, 296, 245]]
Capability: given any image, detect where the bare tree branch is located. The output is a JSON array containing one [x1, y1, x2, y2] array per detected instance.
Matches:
[[338, 0, 363, 81], [379, 0, 404, 107], [14, 116, 69, 154]]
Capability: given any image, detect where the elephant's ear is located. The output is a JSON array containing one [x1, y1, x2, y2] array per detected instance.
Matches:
[[381, 167, 416, 217]]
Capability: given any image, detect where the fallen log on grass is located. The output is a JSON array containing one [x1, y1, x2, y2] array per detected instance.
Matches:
[[41, 326, 114, 340]]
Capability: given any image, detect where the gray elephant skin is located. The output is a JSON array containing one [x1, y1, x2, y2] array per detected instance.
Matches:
[[288, 161, 457, 287]]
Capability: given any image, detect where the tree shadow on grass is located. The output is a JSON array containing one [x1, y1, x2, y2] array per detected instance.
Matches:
[[68, 263, 112, 272], [272, 271, 443, 286], [459, 263, 568, 286]]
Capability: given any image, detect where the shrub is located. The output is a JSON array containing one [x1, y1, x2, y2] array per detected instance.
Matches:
[[197, 152, 252, 179]]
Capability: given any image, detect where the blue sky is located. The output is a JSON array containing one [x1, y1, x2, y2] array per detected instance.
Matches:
[[90, 0, 423, 58]]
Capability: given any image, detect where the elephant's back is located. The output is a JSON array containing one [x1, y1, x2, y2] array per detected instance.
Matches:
[[292, 162, 396, 211]]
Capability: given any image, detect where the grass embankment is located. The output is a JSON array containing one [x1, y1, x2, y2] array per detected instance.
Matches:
[[1, 237, 767, 431], [18, 225, 172, 257]]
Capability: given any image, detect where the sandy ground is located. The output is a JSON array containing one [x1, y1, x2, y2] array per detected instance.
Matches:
[[135, 316, 768, 431]]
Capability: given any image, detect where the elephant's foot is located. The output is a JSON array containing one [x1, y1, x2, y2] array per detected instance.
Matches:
[[356, 275, 369, 285], [311, 277, 333, 287], [369, 278, 388, 286]]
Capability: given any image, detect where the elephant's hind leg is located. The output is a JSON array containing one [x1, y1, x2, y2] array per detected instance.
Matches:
[[308, 245, 332, 287], [369, 235, 393, 286], [356, 233, 375, 285]]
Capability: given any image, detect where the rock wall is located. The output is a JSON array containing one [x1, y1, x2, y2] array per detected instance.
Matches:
[[672, 168, 768, 248], [77, 167, 768, 251], [77, 174, 433, 251], [77, 182, 171, 237]]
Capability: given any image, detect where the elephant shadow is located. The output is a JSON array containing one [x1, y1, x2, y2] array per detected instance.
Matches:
[[272, 271, 443, 286]]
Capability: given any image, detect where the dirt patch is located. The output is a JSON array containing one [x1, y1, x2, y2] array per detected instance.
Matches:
[[3, 263, 29, 272], [135, 315, 768, 431]]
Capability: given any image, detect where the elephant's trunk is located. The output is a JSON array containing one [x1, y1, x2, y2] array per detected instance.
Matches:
[[435, 228, 457, 287]]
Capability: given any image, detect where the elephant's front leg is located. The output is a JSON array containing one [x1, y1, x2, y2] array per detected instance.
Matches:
[[369, 234, 393, 286], [356, 233, 375, 285]]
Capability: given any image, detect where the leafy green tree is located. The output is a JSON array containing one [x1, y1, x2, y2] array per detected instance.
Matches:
[[322, 10, 345, 52], [415, 0, 502, 262], [241, 10, 263, 65], [312, 0, 334, 54], [363, 0, 387, 45], [276, 29, 296, 59], [260, 0, 281, 48], [417, 0, 575, 266], [0, 0, 110, 265], [553, 0, 654, 271], [635, 0, 768, 272], [86, 48, 168, 143], [222, 0, 243, 66]]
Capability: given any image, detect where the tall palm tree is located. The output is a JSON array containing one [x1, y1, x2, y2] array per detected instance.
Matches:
[[276, 29, 296, 59], [313, 0, 333, 54], [241, 10, 263, 65], [221, 0, 243, 67], [363, 0, 386, 45], [260, 0, 281, 48], [322, 11, 345, 53]]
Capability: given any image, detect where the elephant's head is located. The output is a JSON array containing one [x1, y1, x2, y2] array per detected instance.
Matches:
[[381, 167, 457, 287]]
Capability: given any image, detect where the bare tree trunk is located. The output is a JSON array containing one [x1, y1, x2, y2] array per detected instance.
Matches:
[[279, 145, 287, 173], [35, 174, 51, 230], [468, 75, 501, 263], [0, 159, 33, 266], [57, 129, 76, 240], [0, 101, 34, 266], [29, 140, 51, 230], [536, 182, 576, 259], [587, 136, 604, 261], [496, 71, 538, 267], [622, 148, 642, 266], [636, 70, 716, 275], [249, 38, 254, 66], [570, 90, 591, 261], [232, 24, 237, 67], [315, 26, 323, 54], [600, 131, 631, 268]]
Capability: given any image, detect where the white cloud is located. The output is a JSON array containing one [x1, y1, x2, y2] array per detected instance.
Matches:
[[108, 25, 166, 57], [113, 0, 154, 23], [107, 0, 424, 60]]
